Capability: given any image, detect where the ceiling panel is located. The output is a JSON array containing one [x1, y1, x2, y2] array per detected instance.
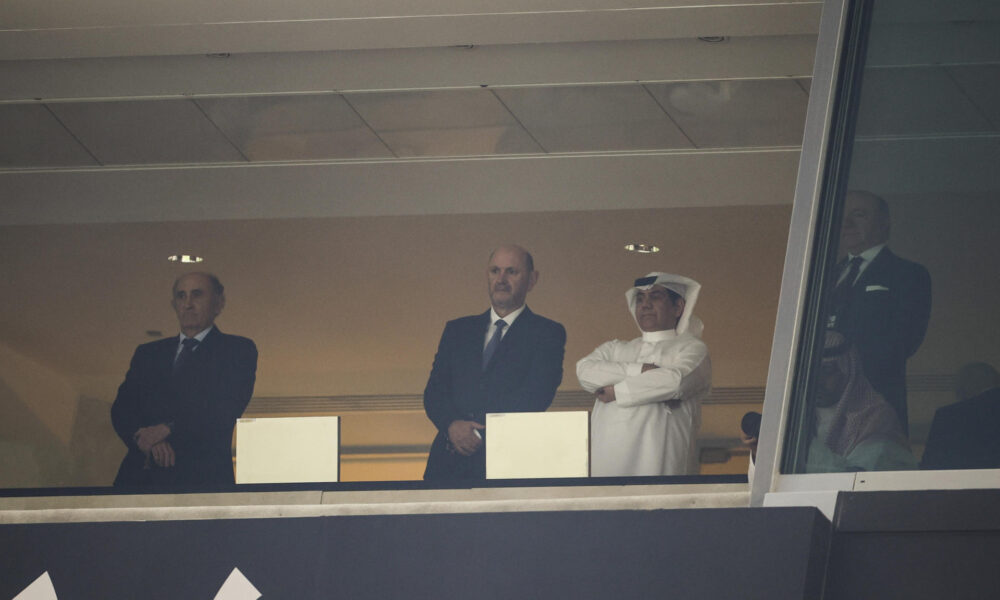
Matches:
[[346, 89, 542, 157], [854, 66, 994, 137], [196, 95, 394, 161], [0, 104, 98, 168], [646, 79, 809, 148], [47, 99, 247, 165], [494, 84, 692, 152], [946, 64, 1000, 130]]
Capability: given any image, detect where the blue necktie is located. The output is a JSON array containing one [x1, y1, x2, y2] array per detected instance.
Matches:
[[482, 320, 507, 369], [173, 338, 199, 374]]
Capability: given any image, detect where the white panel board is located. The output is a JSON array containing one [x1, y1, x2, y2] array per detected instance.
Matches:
[[486, 411, 589, 479], [235, 416, 340, 484]]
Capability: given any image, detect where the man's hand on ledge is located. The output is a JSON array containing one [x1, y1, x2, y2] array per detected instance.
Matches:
[[134, 423, 171, 453], [150, 441, 176, 468], [448, 420, 484, 456]]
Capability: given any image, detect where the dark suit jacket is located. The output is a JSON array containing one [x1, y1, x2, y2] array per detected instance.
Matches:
[[423, 306, 566, 480], [111, 327, 257, 488], [831, 247, 931, 431], [921, 388, 1000, 470]]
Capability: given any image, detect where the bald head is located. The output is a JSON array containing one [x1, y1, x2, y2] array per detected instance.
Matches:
[[841, 191, 891, 255], [486, 245, 538, 317], [171, 272, 225, 337], [488, 245, 534, 272]]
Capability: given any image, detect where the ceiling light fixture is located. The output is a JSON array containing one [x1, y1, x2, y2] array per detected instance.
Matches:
[[697, 36, 727, 43], [624, 243, 660, 254], [167, 254, 204, 264]]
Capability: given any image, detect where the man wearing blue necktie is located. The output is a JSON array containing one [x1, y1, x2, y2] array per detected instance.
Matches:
[[111, 272, 257, 488], [423, 245, 566, 480], [827, 191, 932, 434]]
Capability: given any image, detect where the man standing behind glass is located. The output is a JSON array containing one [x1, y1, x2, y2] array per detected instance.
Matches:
[[111, 272, 257, 488], [827, 191, 931, 433], [578, 272, 712, 476], [423, 245, 566, 480]]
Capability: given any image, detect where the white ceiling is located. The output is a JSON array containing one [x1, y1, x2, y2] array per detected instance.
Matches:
[[0, 81, 812, 169]]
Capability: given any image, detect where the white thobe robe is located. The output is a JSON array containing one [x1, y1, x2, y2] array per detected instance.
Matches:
[[577, 329, 711, 476]]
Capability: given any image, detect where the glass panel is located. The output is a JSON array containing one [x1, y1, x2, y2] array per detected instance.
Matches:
[[0, 79, 805, 491], [784, 0, 1000, 474]]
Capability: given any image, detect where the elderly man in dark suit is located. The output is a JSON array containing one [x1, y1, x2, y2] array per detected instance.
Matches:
[[827, 191, 932, 434], [423, 245, 566, 480], [111, 272, 257, 488]]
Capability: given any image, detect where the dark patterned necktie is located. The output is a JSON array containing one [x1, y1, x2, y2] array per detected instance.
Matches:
[[828, 256, 863, 327], [482, 320, 507, 369], [837, 256, 864, 289], [173, 338, 199, 374]]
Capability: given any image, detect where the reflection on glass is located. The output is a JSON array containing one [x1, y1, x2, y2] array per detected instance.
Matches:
[[786, 0, 1000, 474], [825, 191, 932, 434], [803, 331, 916, 473], [921, 363, 1000, 470]]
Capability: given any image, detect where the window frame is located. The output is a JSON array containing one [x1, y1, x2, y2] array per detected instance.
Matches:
[[752, 0, 1000, 507]]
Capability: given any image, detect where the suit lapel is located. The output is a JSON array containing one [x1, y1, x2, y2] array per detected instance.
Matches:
[[854, 247, 894, 289], [467, 312, 491, 372], [159, 336, 181, 377]]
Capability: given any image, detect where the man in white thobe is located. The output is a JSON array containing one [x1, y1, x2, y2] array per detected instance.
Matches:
[[577, 272, 712, 476]]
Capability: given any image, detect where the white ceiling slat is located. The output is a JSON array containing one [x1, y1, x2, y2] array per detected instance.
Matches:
[[0, 2, 821, 61], [2, 0, 818, 28], [0, 37, 819, 104]]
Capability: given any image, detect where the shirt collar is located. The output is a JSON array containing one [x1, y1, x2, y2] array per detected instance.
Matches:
[[490, 304, 526, 327], [849, 243, 886, 264], [179, 325, 214, 344], [641, 328, 677, 342]]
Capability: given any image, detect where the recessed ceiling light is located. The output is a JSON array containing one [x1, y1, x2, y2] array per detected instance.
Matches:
[[698, 36, 727, 43], [167, 254, 204, 264], [624, 243, 660, 254]]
